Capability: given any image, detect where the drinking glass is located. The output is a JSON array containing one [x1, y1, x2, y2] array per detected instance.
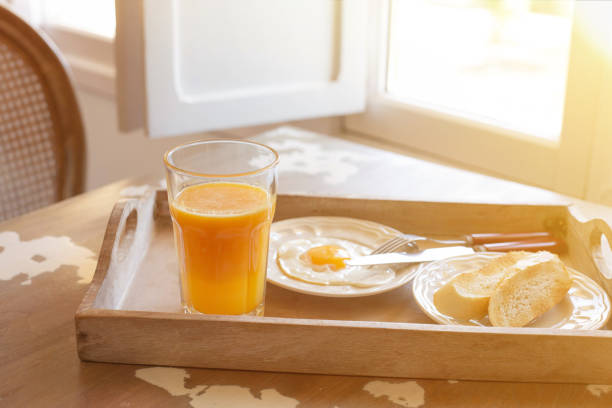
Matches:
[[164, 140, 278, 316]]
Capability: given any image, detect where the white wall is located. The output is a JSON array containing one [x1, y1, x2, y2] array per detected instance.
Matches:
[[77, 89, 197, 190], [76, 89, 341, 190]]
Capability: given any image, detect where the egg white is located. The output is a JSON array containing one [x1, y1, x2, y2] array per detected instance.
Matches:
[[276, 237, 395, 287]]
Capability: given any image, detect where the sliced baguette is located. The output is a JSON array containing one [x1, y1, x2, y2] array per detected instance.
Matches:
[[434, 251, 529, 320], [488, 251, 572, 327]]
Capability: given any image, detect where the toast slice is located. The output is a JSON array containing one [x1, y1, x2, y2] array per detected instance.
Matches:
[[434, 251, 529, 320], [488, 251, 572, 327]]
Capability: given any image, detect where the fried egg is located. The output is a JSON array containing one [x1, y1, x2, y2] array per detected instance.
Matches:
[[276, 237, 395, 287]]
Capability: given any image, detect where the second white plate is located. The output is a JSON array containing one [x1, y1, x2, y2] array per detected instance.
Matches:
[[267, 216, 420, 297], [412, 252, 611, 329]]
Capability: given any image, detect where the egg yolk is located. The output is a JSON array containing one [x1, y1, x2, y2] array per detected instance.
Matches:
[[304, 245, 350, 271]]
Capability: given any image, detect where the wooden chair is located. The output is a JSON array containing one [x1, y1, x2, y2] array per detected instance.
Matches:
[[0, 5, 86, 222]]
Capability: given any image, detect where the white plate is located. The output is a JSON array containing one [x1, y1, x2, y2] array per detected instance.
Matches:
[[412, 252, 612, 329], [267, 216, 419, 297]]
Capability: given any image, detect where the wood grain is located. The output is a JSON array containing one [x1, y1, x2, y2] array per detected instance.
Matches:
[[77, 309, 612, 384], [274, 195, 569, 235]]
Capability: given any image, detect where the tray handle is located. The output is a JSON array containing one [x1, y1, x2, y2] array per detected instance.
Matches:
[[567, 206, 612, 296], [76, 198, 138, 313], [81, 192, 157, 312], [113, 199, 140, 264], [587, 219, 612, 280]]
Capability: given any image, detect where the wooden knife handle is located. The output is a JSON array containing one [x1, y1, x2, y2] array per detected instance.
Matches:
[[470, 232, 553, 245], [476, 238, 567, 254]]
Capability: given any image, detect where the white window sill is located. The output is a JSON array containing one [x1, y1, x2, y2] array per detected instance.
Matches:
[[42, 25, 116, 98]]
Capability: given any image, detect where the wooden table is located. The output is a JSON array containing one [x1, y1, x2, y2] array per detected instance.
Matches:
[[3, 127, 612, 407]]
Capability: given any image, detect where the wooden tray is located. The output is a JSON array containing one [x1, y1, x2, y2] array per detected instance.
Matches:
[[76, 190, 612, 383]]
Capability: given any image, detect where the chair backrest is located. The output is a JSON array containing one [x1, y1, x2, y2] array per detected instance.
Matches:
[[0, 5, 86, 222]]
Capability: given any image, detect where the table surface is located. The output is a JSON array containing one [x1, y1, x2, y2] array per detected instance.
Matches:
[[4, 127, 612, 407]]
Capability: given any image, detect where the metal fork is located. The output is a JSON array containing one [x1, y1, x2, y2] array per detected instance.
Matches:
[[369, 233, 469, 255], [369, 234, 422, 255]]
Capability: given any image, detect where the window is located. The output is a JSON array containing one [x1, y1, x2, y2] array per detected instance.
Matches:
[[5, 0, 116, 96], [38, 0, 115, 39], [386, 0, 572, 140], [115, 0, 366, 137], [346, 0, 612, 198]]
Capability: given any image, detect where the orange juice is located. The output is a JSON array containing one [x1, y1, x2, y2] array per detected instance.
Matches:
[[169, 182, 274, 315]]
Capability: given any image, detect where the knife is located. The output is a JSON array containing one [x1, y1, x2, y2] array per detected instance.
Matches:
[[345, 246, 475, 266], [346, 237, 566, 266]]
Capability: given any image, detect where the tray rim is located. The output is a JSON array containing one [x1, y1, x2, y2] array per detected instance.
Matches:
[[76, 191, 609, 337], [76, 307, 612, 338], [74, 191, 612, 383]]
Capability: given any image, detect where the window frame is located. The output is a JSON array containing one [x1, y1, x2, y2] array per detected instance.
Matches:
[[345, 0, 609, 198], [40, 24, 115, 97]]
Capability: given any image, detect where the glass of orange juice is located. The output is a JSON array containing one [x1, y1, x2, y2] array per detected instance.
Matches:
[[164, 140, 278, 316]]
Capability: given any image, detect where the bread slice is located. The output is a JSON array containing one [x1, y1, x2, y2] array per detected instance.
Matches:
[[488, 251, 572, 327], [434, 251, 529, 320]]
